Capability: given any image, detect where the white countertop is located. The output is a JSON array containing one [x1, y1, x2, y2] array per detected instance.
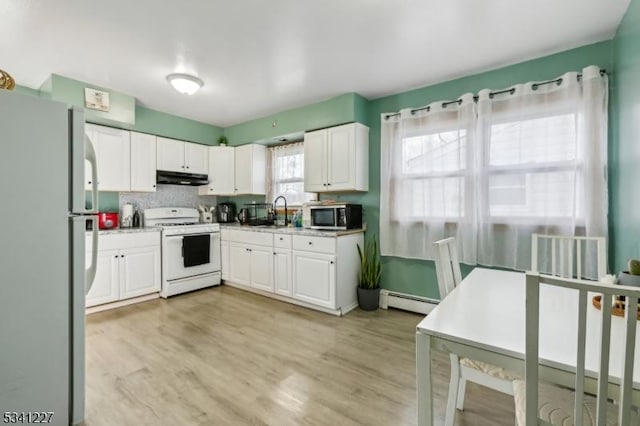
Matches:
[[219, 223, 366, 237], [87, 227, 161, 235]]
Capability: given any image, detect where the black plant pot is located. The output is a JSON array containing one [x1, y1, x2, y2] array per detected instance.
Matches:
[[357, 287, 381, 311]]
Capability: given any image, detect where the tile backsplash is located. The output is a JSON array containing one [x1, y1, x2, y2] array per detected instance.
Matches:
[[119, 185, 217, 212]]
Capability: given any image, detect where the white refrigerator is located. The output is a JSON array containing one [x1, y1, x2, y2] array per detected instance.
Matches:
[[0, 90, 99, 425]]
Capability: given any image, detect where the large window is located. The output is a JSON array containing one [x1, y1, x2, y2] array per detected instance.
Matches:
[[266, 142, 316, 206], [380, 66, 608, 272], [397, 129, 468, 220]]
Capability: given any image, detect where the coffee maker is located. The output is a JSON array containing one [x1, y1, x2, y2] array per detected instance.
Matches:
[[216, 202, 236, 223]]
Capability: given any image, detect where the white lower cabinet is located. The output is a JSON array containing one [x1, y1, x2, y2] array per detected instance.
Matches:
[[228, 230, 273, 292], [221, 240, 230, 280], [221, 228, 363, 315], [292, 251, 336, 308], [86, 231, 161, 308]]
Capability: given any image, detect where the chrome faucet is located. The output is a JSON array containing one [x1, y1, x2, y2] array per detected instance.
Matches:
[[273, 196, 288, 226]]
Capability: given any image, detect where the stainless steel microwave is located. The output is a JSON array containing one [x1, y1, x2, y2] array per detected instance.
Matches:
[[308, 204, 363, 230]]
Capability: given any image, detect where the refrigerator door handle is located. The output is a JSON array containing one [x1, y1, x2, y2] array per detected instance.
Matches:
[[85, 135, 98, 214], [85, 215, 99, 293]]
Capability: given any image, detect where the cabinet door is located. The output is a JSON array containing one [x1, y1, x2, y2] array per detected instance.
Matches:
[[327, 124, 355, 191], [157, 137, 185, 173], [229, 242, 251, 286], [199, 146, 236, 195], [85, 249, 119, 307], [292, 251, 336, 309], [130, 132, 157, 192], [250, 245, 274, 292], [304, 130, 327, 192], [94, 125, 131, 192], [274, 248, 292, 297], [185, 142, 208, 175], [119, 245, 161, 299], [234, 144, 252, 194], [221, 240, 230, 280]]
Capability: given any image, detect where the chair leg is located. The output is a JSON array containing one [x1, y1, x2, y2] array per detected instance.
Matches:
[[445, 354, 460, 426], [456, 377, 467, 411]]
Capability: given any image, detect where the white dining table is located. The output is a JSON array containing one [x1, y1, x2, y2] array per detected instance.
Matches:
[[416, 267, 640, 426]]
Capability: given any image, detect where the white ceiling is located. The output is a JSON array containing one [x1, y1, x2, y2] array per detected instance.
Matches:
[[0, 0, 630, 128]]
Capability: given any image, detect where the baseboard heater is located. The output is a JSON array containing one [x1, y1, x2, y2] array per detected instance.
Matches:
[[379, 289, 439, 315]]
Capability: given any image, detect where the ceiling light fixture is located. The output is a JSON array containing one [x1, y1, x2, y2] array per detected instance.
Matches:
[[166, 73, 203, 95]]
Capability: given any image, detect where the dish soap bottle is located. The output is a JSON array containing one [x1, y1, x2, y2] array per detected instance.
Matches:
[[132, 208, 141, 228]]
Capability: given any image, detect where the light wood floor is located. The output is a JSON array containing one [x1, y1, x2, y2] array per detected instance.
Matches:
[[85, 285, 515, 425]]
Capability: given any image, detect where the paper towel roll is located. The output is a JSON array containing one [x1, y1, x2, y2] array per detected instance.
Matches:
[[121, 203, 133, 227]]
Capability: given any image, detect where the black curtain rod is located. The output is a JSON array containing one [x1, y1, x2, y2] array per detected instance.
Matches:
[[384, 68, 607, 120]]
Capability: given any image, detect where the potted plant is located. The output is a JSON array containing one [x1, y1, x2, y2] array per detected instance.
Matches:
[[618, 259, 640, 287], [357, 236, 382, 311], [217, 135, 228, 146]]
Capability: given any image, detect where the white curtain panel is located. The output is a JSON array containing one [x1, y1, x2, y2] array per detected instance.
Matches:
[[265, 142, 316, 205], [380, 93, 478, 262], [380, 65, 608, 275]]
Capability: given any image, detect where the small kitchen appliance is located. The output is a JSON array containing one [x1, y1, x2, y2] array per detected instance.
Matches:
[[98, 212, 119, 229], [308, 203, 363, 230], [216, 202, 236, 223]]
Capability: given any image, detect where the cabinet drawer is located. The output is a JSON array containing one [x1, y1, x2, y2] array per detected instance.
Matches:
[[273, 234, 292, 249], [89, 231, 160, 251], [292, 235, 335, 254], [228, 229, 273, 247]]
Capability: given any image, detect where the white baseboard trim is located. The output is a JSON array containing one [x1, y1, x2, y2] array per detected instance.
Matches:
[[86, 293, 159, 314], [379, 289, 439, 315]]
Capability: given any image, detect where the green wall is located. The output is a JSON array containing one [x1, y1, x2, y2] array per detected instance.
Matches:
[[324, 41, 614, 299], [224, 93, 368, 145], [612, 0, 640, 272], [31, 74, 224, 212]]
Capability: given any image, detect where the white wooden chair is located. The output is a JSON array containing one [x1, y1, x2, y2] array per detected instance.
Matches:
[[515, 272, 640, 425], [433, 237, 518, 426], [531, 234, 607, 280]]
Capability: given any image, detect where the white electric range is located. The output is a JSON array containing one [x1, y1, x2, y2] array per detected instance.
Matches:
[[144, 207, 221, 298]]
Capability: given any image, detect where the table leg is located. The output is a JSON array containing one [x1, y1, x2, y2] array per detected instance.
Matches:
[[416, 331, 433, 426]]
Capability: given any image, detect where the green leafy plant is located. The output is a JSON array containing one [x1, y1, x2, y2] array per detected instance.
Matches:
[[629, 259, 640, 275], [217, 135, 228, 146], [357, 237, 382, 289]]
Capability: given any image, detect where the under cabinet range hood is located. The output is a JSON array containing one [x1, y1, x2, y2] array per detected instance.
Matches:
[[156, 170, 209, 186]]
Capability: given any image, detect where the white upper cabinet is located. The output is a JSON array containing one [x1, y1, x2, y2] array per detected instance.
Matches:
[[85, 123, 131, 192], [130, 132, 157, 192], [185, 142, 209, 175], [199, 146, 236, 195], [304, 122, 369, 192], [156, 137, 208, 175], [235, 144, 266, 195], [201, 144, 266, 195]]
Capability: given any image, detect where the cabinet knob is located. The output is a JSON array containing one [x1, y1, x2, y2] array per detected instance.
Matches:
[[308, 241, 313, 245], [279, 237, 283, 241], [121, 255, 125, 258], [327, 183, 331, 186], [186, 166, 190, 169], [152, 184, 156, 188], [114, 255, 118, 258], [330, 261, 334, 264], [88, 181, 92, 185], [273, 252, 276, 255]]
